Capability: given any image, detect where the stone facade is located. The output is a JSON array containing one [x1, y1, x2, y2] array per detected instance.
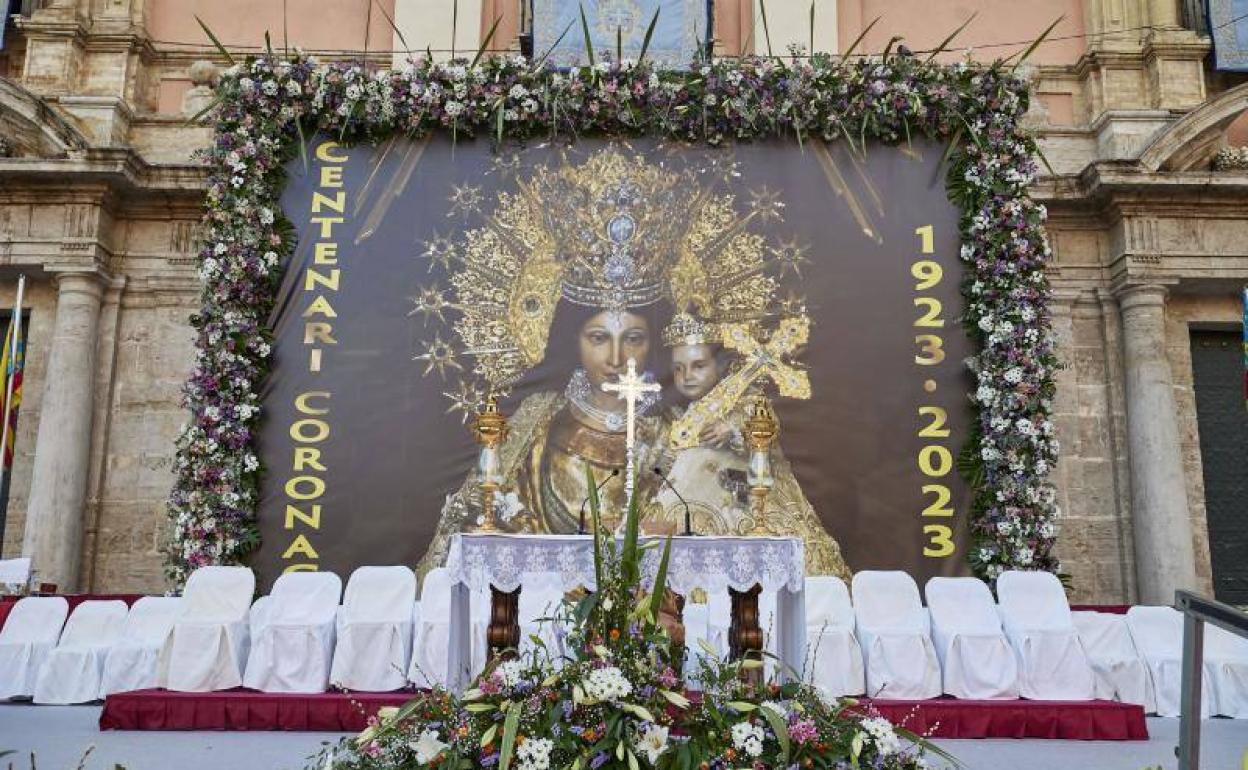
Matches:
[[0, 0, 1245, 601]]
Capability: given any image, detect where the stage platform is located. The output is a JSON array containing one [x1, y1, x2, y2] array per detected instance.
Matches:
[[100, 688, 1148, 740]]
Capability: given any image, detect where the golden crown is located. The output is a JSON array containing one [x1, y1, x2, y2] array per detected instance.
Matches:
[[662, 312, 722, 347]]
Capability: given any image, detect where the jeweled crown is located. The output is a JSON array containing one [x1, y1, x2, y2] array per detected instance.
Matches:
[[662, 312, 721, 347]]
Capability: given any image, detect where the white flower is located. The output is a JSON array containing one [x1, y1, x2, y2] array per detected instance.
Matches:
[[860, 716, 901, 756], [516, 737, 554, 770], [508, 84, 529, 99], [583, 666, 632, 701], [635, 724, 669, 764], [760, 700, 787, 717], [445, 100, 465, 117], [494, 659, 524, 687], [410, 729, 448, 764], [730, 722, 764, 758]]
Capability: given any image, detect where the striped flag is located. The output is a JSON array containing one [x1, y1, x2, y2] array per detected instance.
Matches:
[[0, 314, 24, 469]]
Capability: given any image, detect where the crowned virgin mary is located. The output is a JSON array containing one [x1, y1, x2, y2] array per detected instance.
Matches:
[[414, 148, 848, 580]]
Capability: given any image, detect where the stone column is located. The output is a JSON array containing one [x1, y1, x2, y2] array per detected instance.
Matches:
[[1117, 284, 1198, 605], [22, 271, 105, 591]]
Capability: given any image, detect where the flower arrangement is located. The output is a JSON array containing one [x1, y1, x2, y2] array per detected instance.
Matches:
[[309, 472, 949, 770], [168, 47, 1058, 585]]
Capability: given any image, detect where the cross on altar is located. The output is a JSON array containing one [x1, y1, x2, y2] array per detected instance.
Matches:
[[601, 357, 661, 504]]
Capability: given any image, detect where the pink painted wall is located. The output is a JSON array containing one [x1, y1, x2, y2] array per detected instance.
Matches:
[[1228, 112, 1248, 147], [837, 0, 1087, 66], [148, 0, 399, 53]]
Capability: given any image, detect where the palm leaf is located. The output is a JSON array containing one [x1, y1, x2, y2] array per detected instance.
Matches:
[[472, 15, 503, 68], [880, 35, 902, 59], [646, 535, 673, 621], [924, 12, 977, 62], [758, 0, 774, 58], [372, 0, 412, 60], [1006, 16, 1063, 69], [621, 484, 641, 584], [579, 3, 596, 67], [452, 0, 459, 60], [617, 25, 623, 63], [839, 15, 880, 60], [637, 9, 660, 63], [533, 18, 576, 70], [809, 1, 815, 57], [585, 463, 603, 590], [759, 705, 790, 763], [195, 16, 235, 66], [499, 701, 523, 770]]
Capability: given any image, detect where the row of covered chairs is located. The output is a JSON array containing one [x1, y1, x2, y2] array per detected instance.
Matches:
[[794, 570, 1248, 717]]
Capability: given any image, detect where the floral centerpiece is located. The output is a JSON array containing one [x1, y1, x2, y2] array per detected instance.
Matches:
[[310, 470, 954, 770]]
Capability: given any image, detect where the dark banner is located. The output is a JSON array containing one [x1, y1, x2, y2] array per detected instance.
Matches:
[[256, 136, 973, 590]]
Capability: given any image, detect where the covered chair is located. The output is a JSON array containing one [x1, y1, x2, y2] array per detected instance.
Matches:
[[0, 557, 31, 592], [851, 571, 940, 699], [682, 599, 713, 686], [804, 576, 864, 697], [1205, 625, 1248, 718], [0, 596, 68, 700], [34, 600, 128, 704], [996, 570, 1095, 700], [244, 571, 342, 693], [1072, 611, 1154, 711], [518, 572, 567, 660], [1125, 605, 1209, 717], [99, 597, 183, 697], [330, 566, 416, 691], [158, 566, 255, 692], [925, 577, 1019, 700], [410, 567, 451, 688]]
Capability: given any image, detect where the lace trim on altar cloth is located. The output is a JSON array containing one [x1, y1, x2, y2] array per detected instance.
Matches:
[[444, 534, 805, 595]]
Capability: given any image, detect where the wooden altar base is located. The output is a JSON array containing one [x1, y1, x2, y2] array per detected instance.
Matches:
[[101, 688, 1147, 739]]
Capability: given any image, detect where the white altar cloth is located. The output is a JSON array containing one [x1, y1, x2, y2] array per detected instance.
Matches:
[[442, 533, 806, 690]]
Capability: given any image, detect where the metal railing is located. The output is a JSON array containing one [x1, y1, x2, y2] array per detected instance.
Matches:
[[1175, 590, 1248, 770]]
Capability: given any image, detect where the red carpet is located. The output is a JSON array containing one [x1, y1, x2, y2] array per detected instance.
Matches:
[[100, 688, 414, 732], [860, 697, 1148, 740], [101, 689, 1148, 739]]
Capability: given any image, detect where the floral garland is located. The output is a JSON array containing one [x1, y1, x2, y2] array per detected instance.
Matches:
[[167, 51, 1059, 584]]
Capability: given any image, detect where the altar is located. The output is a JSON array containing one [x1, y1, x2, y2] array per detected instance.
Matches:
[[441, 532, 807, 690]]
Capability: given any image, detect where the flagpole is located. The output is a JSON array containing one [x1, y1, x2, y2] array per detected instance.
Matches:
[[0, 273, 26, 490]]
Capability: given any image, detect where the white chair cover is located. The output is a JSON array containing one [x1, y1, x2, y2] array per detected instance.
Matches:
[[158, 566, 255, 692], [0, 557, 31, 591], [1072, 611, 1154, 711], [682, 601, 712, 686], [851, 571, 940, 699], [330, 566, 416, 691], [1205, 625, 1248, 718], [925, 577, 1019, 700], [706, 590, 731, 657], [243, 572, 342, 693], [33, 600, 128, 704], [1125, 606, 1210, 717], [996, 571, 1095, 700], [410, 567, 453, 688], [518, 572, 566, 660], [0, 597, 68, 700], [99, 597, 183, 697], [805, 576, 864, 697]]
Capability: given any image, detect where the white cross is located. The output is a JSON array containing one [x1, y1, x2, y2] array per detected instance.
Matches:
[[601, 357, 661, 504]]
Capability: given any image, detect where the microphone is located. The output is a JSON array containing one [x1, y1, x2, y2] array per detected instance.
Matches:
[[654, 467, 693, 537], [578, 468, 620, 535]]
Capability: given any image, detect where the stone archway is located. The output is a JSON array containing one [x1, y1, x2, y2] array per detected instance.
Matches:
[[0, 77, 89, 158], [1136, 82, 1248, 172]]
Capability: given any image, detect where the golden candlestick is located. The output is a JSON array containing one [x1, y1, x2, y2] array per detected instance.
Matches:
[[744, 396, 778, 536], [472, 394, 509, 532]]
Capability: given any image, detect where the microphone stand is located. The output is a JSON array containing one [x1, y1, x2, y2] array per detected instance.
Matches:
[[578, 468, 619, 535], [654, 467, 693, 536]]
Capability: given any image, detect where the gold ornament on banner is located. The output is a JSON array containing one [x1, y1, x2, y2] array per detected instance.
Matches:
[[472, 394, 509, 532]]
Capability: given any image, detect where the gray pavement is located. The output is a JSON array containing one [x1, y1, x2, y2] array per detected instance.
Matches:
[[1, 703, 1246, 770]]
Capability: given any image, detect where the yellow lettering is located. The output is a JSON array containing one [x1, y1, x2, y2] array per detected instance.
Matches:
[[319, 165, 344, 188], [284, 503, 323, 529], [290, 418, 329, 442], [315, 141, 349, 163], [283, 563, 319, 573], [294, 391, 331, 416], [304, 268, 341, 292], [311, 191, 346, 214], [303, 322, 337, 346], [285, 475, 326, 500], [310, 216, 344, 238], [302, 295, 338, 318], [314, 242, 338, 265], [293, 447, 326, 473], [281, 534, 320, 560]]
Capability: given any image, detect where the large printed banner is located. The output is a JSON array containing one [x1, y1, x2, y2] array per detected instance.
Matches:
[[256, 137, 973, 589]]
